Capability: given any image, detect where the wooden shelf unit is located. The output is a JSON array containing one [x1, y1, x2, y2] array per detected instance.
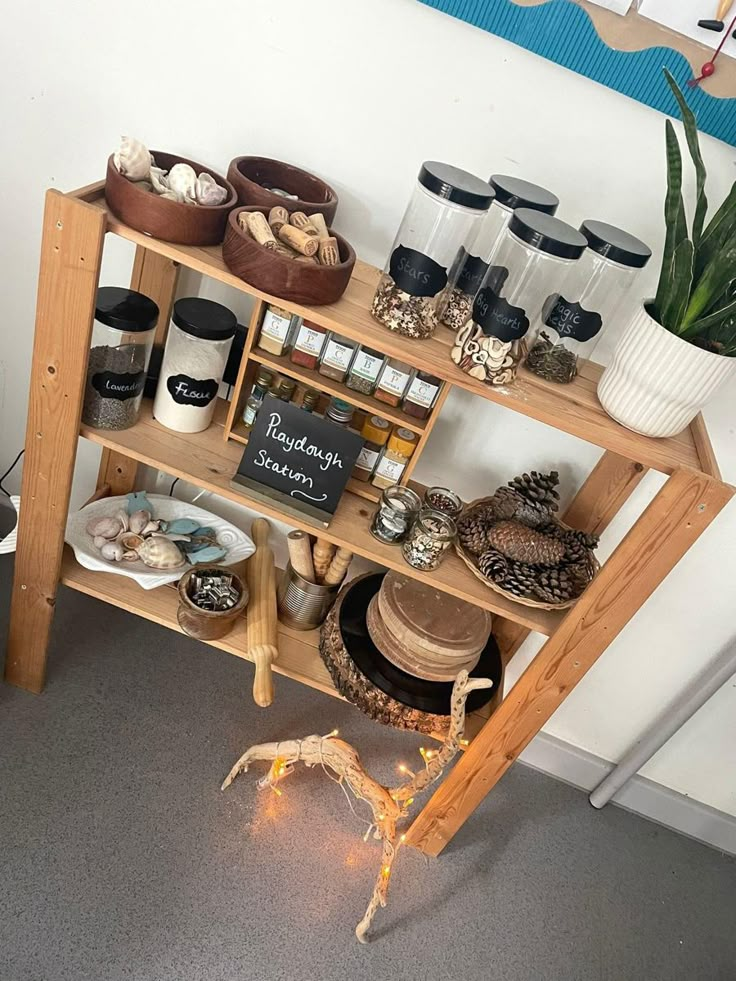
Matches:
[[4, 183, 734, 861]]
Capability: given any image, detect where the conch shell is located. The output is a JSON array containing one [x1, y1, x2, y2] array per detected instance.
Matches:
[[136, 536, 185, 570], [113, 137, 153, 182], [194, 173, 227, 207], [167, 163, 197, 204]]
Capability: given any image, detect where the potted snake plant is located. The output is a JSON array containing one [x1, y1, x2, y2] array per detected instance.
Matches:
[[598, 70, 736, 438]]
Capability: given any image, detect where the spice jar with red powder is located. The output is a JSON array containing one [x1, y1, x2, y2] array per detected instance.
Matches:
[[290, 320, 328, 370]]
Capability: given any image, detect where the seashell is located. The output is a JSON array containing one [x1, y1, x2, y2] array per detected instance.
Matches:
[[115, 509, 129, 533], [141, 520, 160, 535], [194, 172, 228, 207], [100, 541, 125, 562], [113, 136, 153, 181], [131, 180, 153, 193], [149, 166, 170, 194], [120, 532, 144, 551], [159, 190, 179, 202], [136, 536, 186, 570], [121, 551, 139, 562], [93, 535, 108, 550], [128, 509, 151, 535], [86, 516, 123, 540], [166, 163, 197, 204]]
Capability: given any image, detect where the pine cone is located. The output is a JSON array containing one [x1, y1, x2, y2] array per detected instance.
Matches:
[[533, 566, 580, 604], [487, 520, 566, 566], [477, 548, 508, 582], [507, 471, 560, 514], [457, 511, 491, 556], [478, 550, 537, 599]]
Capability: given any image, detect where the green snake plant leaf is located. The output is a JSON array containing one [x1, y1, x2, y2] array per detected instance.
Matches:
[[682, 295, 736, 338], [661, 238, 694, 334], [696, 180, 736, 279], [654, 120, 688, 327], [681, 232, 736, 329], [664, 69, 707, 248]]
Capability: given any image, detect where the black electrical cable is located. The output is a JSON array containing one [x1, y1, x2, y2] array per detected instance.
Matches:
[[169, 476, 180, 497], [0, 449, 24, 497]]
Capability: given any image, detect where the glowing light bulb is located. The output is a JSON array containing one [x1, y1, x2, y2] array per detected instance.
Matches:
[[460, 738, 469, 747], [382, 865, 391, 878], [398, 764, 408, 774], [400, 834, 406, 843]]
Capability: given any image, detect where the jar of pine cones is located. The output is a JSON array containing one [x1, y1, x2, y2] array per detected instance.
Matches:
[[455, 470, 600, 609]]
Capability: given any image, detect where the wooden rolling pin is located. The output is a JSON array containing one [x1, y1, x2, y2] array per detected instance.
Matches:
[[287, 530, 315, 583], [246, 518, 279, 708], [312, 538, 336, 583], [324, 547, 353, 586]]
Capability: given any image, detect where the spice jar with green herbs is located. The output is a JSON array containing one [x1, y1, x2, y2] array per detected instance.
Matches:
[[346, 345, 386, 395]]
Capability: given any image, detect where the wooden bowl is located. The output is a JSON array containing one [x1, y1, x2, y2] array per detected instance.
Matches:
[[105, 151, 237, 246], [227, 156, 338, 224], [222, 206, 356, 306]]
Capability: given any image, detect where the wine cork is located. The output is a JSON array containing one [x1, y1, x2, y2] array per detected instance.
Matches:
[[312, 539, 336, 583], [268, 205, 290, 234], [245, 211, 278, 249], [237, 211, 251, 236], [278, 223, 319, 257], [318, 236, 339, 267], [323, 547, 353, 586], [287, 530, 315, 583], [308, 213, 330, 241], [290, 211, 319, 236]]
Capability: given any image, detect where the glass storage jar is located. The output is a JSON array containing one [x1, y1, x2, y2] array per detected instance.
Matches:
[[374, 357, 413, 407], [423, 486, 462, 519], [525, 219, 652, 384], [353, 415, 391, 482], [453, 209, 586, 387], [153, 297, 236, 433], [370, 485, 422, 544], [372, 427, 418, 489], [82, 286, 159, 431], [402, 371, 442, 420], [371, 162, 494, 339], [257, 305, 298, 356], [242, 367, 274, 430], [346, 345, 386, 395], [290, 320, 328, 370], [439, 175, 559, 330], [300, 388, 321, 412], [318, 333, 358, 382], [402, 508, 456, 571]]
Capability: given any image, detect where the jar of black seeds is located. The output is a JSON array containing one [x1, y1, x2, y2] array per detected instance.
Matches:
[[82, 287, 159, 430]]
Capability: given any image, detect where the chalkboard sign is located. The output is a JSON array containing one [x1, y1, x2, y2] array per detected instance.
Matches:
[[231, 396, 364, 525]]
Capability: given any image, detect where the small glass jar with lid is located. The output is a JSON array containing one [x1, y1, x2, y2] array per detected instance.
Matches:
[[402, 371, 442, 420], [453, 209, 587, 387], [371, 162, 494, 339], [82, 286, 159, 431], [290, 320, 328, 370], [325, 397, 354, 428], [372, 427, 417, 489], [353, 415, 391, 482], [370, 485, 422, 545], [242, 367, 274, 430], [300, 388, 321, 413], [439, 175, 559, 330], [275, 378, 296, 402], [423, 486, 462, 519], [318, 332, 358, 382], [257, 304, 298, 357], [402, 508, 456, 571], [346, 345, 386, 395], [525, 219, 652, 384], [374, 357, 413, 407]]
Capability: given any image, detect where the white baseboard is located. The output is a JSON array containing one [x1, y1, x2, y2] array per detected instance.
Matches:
[[519, 732, 736, 857]]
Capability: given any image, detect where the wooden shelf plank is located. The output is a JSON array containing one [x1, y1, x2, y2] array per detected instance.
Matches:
[[76, 185, 705, 477], [79, 400, 562, 635]]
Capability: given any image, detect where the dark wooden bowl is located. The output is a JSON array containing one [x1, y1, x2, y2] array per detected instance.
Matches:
[[105, 151, 237, 246], [222, 206, 356, 306], [227, 156, 338, 224]]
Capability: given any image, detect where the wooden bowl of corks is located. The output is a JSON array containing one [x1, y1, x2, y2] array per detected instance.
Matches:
[[227, 155, 338, 224], [222, 205, 356, 305]]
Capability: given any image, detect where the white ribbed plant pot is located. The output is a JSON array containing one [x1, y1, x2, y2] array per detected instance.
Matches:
[[598, 304, 736, 438]]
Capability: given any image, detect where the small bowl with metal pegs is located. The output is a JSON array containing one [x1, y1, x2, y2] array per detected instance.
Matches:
[[177, 567, 249, 640]]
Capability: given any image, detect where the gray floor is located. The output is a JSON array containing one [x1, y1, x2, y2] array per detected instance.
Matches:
[[1, 554, 735, 981]]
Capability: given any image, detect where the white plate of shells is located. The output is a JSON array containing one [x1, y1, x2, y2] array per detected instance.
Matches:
[[65, 494, 255, 590]]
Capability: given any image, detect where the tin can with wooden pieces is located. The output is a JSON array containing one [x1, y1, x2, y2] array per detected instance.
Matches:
[[277, 562, 339, 630]]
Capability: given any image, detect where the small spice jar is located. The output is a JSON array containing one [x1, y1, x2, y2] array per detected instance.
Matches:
[[242, 367, 274, 430], [300, 388, 321, 412], [371, 162, 494, 339], [353, 415, 391, 482], [453, 209, 587, 387], [345, 345, 386, 395], [370, 485, 422, 544], [290, 320, 328, 370], [423, 486, 462, 519], [372, 427, 418, 489], [402, 371, 442, 420], [374, 357, 413, 407], [440, 176, 559, 330], [153, 297, 237, 434], [82, 286, 159, 431], [525, 219, 652, 384], [402, 508, 456, 571], [325, 397, 354, 428], [257, 305, 298, 356], [276, 378, 296, 402], [318, 332, 358, 382]]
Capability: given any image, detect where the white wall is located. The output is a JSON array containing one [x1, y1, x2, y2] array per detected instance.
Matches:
[[1, 0, 734, 815]]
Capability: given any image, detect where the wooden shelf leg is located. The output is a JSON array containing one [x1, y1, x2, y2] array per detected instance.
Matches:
[[4, 192, 106, 693], [405, 467, 734, 856]]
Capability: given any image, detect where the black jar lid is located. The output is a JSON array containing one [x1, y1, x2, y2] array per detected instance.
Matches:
[[95, 286, 159, 333], [580, 219, 652, 269], [172, 297, 237, 341], [509, 209, 587, 260], [489, 175, 559, 215], [418, 162, 495, 211]]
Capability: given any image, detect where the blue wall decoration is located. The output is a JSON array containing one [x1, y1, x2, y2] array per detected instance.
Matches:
[[418, 0, 736, 146]]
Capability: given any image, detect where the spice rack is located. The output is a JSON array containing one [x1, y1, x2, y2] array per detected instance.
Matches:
[[5, 183, 734, 862]]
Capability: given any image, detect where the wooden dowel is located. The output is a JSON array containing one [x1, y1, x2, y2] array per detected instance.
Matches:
[[312, 538, 335, 583], [323, 547, 352, 586], [287, 530, 315, 583]]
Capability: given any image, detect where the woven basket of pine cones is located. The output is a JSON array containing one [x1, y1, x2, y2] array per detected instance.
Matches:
[[454, 471, 601, 611]]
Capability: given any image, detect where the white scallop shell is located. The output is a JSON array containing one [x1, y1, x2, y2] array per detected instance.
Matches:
[[113, 137, 153, 182], [194, 173, 228, 207]]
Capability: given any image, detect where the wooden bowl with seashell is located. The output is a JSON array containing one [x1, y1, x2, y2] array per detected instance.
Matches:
[[222, 206, 356, 306], [227, 156, 338, 224], [105, 151, 237, 246]]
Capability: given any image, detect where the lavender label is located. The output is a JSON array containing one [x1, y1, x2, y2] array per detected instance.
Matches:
[[92, 371, 145, 401], [166, 374, 219, 407], [473, 288, 529, 342], [544, 295, 603, 343], [389, 245, 447, 297]]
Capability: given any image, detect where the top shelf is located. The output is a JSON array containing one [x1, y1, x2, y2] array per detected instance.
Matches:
[[74, 182, 717, 479]]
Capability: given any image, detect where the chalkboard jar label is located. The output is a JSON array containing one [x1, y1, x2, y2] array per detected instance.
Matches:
[[389, 246, 448, 298], [92, 370, 145, 401], [166, 374, 219, 407], [544, 295, 603, 343], [454, 248, 490, 296], [473, 288, 530, 342]]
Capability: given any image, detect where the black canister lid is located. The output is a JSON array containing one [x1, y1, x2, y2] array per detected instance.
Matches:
[[95, 286, 159, 332], [509, 209, 587, 260], [489, 175, 559, 215], [172, 297, 237, 341], [580, 220, 652, 269], [418, 162, 495, 211]]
